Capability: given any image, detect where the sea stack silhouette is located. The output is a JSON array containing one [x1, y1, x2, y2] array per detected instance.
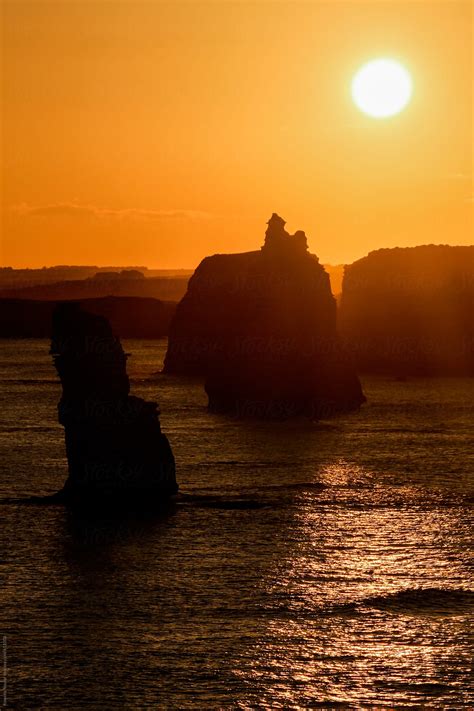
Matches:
[[51, 302, 177, 507], [164, 213, 365, 418]]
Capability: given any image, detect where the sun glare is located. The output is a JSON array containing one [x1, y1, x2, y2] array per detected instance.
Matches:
[[351, 58, 413, 119]]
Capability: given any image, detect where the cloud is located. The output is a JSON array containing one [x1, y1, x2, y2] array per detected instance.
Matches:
[[447, 173, 472, 181], [10, 203, 213, 220]]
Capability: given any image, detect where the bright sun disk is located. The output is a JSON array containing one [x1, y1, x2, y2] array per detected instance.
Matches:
[[351, 58, 413, 119]]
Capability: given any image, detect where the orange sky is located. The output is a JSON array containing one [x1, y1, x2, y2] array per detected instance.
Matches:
[[2, 1, 472, 268]]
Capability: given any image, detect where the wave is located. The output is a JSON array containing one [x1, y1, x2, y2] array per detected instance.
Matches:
[[0, 426, 58, 433], [0, 378, 58, 385], [315, 588, 474, 619], [368, 426, 449, 434], [359, 587, 474, 614]]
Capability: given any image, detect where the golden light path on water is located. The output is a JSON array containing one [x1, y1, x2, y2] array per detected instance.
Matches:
[[231, 458, 472, 708]]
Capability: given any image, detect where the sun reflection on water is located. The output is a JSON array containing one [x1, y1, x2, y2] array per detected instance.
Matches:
[[236, 460, 473, 707]]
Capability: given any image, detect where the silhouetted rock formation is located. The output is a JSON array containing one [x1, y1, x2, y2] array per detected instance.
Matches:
[[340, 246, 474, 375], [91, 268, 145, 280], [262, 213, 309, 254], [51, 302, 177, 507], [164, 214, 365, 418]]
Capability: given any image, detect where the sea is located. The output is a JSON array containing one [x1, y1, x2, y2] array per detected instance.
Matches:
[[0, 339, 472, 709]]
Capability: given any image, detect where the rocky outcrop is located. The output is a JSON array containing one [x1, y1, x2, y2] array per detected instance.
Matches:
[[164, 214, 365, 418], [340, 245, 474, 375], [51, 302, 177, 507], [0, 296, 176, 338]]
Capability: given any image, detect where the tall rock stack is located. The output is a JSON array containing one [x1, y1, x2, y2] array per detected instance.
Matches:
[[164, 214, 365, 418], [51, 302, 177, 506]]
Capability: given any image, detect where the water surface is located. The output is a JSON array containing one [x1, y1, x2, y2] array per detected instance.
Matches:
[[0, 339, 472, 708]]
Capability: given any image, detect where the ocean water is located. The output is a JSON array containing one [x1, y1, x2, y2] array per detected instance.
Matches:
[[0, 338, 472, 709]]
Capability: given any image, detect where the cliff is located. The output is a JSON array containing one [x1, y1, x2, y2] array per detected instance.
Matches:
[[164, 214, 365, 418], [340, 245, 474, 375], [0, 274, 189, 302], [51, 302, 177, 507], [0, 296, 176, 338]]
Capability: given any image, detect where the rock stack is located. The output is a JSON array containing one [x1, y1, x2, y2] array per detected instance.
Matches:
[[51, 302, 177, 507], [164, 214, 365, 418]]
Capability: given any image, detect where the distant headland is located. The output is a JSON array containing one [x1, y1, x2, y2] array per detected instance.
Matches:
[[340, 245, 474, 375]]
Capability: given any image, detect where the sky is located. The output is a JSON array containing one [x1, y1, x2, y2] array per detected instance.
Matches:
[[2, 0, 472, 268]]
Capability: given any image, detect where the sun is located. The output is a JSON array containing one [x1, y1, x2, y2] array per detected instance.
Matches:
[[351, 58, 413, 119]]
